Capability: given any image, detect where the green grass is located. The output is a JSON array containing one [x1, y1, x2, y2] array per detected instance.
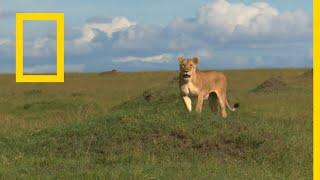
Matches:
[[0, 72, 175, 136], [0, 69, 312, 179]]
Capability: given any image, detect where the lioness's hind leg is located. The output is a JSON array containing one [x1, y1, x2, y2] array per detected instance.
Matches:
[[216, 92, 227, 118], [209, 92, 218, 114]]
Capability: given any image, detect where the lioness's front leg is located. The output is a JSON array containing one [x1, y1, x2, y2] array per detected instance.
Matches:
[[182, 96, 192, 112], [195, 94, 204, 113]]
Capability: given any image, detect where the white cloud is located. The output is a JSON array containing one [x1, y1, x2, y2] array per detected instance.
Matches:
[[171, 0, 311, 42], [0, 39, 10, 46], [193, 48, 214, 59], [0, 0, 312, 71], [113, 25, 164, 50], [0, 38, 13, 57], [113, 53, 174, 63], [74, 16, 136, 44], [66, 16, 137, 55], [197, 1, 278, 33], [65, 0, 311, 66], [29, 38, 55, 58], [17, 37, 56, 58]]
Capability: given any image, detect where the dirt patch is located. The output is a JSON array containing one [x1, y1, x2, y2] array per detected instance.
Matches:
[[24, 89, 42, 96], [168, 124, 264, 159], [170, 129, 189, 140], [252, 77, 288, 92], [143, 90, 153, 102], [149, 124, 286, 163], [170, 129, 193, 148], [192, 133, 265, 159]]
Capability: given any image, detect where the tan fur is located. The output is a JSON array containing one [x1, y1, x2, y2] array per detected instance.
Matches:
[[177, 56, 238, 118]]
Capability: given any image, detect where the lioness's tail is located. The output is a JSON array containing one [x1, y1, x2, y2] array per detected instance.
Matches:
[[226, 99, 239, 112]]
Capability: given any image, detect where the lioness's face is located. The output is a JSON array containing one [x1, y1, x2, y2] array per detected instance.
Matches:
[[177, 57, 199, 80]]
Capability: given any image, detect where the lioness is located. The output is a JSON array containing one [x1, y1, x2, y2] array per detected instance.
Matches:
[[178, 56, 239, 118]]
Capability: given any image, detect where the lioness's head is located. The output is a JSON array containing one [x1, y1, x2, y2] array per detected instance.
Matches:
[[177, 56, 199, 80]]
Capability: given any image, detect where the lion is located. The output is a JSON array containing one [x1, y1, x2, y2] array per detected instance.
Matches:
[[177, 56, 239, 118]]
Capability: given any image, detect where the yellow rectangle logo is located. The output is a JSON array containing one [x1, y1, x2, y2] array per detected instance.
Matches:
[[16, 13, 64, 82]]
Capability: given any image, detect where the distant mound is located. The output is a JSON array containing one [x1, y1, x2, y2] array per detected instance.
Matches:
[[252, 77, 288, 92], [297, 69, 313, 79], [99, 68, 119, 75]]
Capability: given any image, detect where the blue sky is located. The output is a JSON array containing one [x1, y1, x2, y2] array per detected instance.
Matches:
[[0, 0, 313, 72]]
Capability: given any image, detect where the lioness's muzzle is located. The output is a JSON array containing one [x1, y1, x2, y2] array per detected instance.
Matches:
[[183, 71, 191, 78]]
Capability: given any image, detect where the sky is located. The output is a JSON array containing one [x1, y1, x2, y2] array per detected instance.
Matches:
[[0, 0, 313, 72]]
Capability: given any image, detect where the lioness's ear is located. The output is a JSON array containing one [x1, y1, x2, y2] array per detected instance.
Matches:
[[177, 56, 184, 63], [192, 57, 199, 64]]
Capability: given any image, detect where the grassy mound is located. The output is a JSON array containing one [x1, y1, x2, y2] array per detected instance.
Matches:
[[252, 77, 288, 92], [0, 80, 312, 179]]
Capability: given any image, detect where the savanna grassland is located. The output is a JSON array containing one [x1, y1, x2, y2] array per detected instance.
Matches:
[[0, 69, 312, 179]]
